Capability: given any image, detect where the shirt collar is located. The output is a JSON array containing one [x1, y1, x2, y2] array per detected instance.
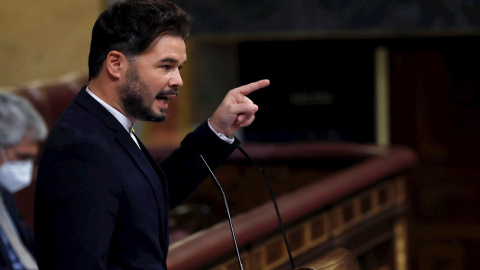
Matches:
[[85, 87, 134, 134]]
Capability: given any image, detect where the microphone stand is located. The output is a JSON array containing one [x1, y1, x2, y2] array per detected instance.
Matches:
[[201, 150, 316, 270], [236, 145, 297, 270], [200, 155, 244, 270]]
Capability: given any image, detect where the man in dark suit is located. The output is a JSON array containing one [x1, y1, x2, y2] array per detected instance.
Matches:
[[0, 93, 48, 270], [34, 0, 269, 269]]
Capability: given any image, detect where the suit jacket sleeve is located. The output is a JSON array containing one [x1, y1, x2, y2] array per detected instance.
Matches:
[[160, 120, 238, 209], [0, 188, 35, 269], [2, 189, 35, 257]]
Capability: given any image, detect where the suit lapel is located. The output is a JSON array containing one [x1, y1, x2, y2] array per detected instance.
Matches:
[[135, 135, 170, 246], [75, 88, 167, 244]]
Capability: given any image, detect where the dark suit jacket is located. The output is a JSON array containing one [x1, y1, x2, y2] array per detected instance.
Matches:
[[0, 187, 35, 270], [34, 87, 237, 270]]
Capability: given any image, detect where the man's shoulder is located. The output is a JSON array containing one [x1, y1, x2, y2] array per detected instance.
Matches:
[[41, 102, 118, 165], [48, 103, 100, 138]]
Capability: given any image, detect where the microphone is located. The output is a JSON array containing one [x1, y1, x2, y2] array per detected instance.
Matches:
[[235, 145, 297, 270], [200, 155, 244, 270]]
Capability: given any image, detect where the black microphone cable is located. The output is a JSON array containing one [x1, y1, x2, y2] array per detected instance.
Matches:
[[200, 155, 244, 270], [236, 145, 296, 270]]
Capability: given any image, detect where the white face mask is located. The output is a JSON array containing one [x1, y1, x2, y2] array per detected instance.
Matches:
[[0, 148, 33, 193]]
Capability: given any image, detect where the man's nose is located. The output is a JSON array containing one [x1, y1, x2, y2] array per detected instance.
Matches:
[[169, 69, 183, 88]]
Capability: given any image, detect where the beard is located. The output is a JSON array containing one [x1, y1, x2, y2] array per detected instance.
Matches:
[[118, 64, 176, 122]]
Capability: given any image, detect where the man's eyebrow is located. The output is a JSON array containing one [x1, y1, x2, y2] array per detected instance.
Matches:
[[158, 57, 187, 65], [159, 57, 178, 63]]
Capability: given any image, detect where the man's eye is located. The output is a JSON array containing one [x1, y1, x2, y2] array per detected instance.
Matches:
[[16, 153, 32, 160]]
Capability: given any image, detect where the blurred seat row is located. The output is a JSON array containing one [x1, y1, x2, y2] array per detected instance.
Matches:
[[4, 73, 88, 131]]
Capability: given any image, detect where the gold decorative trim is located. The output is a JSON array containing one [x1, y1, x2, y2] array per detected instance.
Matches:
[[206, 177, 407, 270], [394, 217, 408, 270]]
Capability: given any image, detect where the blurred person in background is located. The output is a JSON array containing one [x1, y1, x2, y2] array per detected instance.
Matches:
[[0, 93, 47, 270]]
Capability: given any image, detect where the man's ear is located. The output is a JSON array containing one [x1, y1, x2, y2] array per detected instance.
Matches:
[[105, 50, 128, 80]]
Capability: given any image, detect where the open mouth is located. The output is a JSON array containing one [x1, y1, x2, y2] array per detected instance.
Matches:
[[155, 88, 178, 104], [156, 94, 177, 104]]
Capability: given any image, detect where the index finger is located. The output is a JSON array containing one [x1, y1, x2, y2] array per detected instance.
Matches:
[[234, 79, 270, 96]]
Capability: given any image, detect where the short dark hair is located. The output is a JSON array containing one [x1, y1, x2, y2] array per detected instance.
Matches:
[[88, 0, 191, 80]]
